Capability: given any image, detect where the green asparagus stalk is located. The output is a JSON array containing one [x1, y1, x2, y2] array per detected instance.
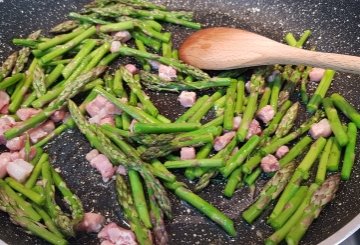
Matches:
[[165, 181, 236, 236], [235, 77, 245, 115], [223, 80, 237, 130], [322, 97, 348, 146], [286, 175, 340, 245], [165, 159, 224, 169], [32, 204, 65, 239], [296, 30, 312, 48], [331, 93, 360, 128], [300, 66, 312, 104], [269, 73, 282, 111], [116, 175, 153, 245], [244, 168, 262, 186], [176, 94, 209, 122], [129, 170, 152, 229], [133, 122, 201, 134], [50, 20, 78, 33], [315, 137, 333, 184], [0, 73, 25, 90], [341, 122, 357, 180], [242, 163, 296, 224], [25, 153, 49, 189], [269, 186, 309, 230], [284, 33, 297, 46], [68, 13, 110, 24], [223, 168, 243, 198], [259, 87, 272, 109], [262, 100, 292, 138], [265, 183, 319, 245], [278, 68, 302, 107], [307, 69, 336, 113], [37, 27, 86, 51], [0, 51, 18, 81], [327, 137, 342, 172], [188, 91, 222, 123], [33, 65, 47, 97], [278, 136, 313, 168], [5, 177, 45, 205], [274, 102, 299, 138]]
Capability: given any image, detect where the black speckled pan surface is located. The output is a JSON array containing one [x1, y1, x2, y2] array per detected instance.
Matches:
[[1, 0, 360, 244]]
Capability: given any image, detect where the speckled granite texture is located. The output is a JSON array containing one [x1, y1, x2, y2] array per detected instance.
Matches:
[[0, 0, 360, 244]]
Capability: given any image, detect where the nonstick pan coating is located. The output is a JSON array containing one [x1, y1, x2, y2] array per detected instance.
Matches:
[[0, 0, 360, 244]]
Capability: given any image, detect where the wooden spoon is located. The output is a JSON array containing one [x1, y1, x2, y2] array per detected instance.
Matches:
[[179, 27, 360, 74]]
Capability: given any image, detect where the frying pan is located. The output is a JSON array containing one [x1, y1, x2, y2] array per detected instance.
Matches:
[[0, 0, 360, 244]]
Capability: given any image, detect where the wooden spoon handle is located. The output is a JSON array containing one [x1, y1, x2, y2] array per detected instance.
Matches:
[[276, 47, 360, 74]]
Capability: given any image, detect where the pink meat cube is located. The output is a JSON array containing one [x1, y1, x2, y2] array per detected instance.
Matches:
[[5, 135, 25, 151], [89, 154, 116, 182], [246, 119, 262, 139], [260, 154, 280, 173], [113, 31, 131, 43], [0, 116, 16, 145], [51, 109, 67, 123], [98, 223, 137, 245], [0, 152, 13, 178], [232, 116, 242, 131], [0, 90, 10, 111], [180, 147, 196, 160], [178, 91, 196, 108], [125, 64, 138, 75], [110, 41, 121, 53], [309, 119, 332, 139], [257, 105, 275, 124], [158, 64, 177, 81], [275, 145, 290, 159], [86, 149, 99, 162], [6, 159, 34, 183], [16, 108, 41, 121], [309, 68, 325, 82], [214, 131, 236, 151], [77, 212, 106, 233]]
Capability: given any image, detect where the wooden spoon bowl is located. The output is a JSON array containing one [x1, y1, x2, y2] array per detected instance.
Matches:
[[179, 27, 360, 74]]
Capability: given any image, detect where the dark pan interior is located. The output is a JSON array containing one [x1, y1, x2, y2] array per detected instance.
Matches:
[[1, 0, 360, 244]]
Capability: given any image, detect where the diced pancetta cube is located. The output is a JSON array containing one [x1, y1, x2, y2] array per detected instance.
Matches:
[[0, 116, 16, 145], [16, 108, 41, 121], [110, 41, 121, 53], [0, 90, 10, 112], [214, 131, 236, 151], [113, 31, 131, 43], [309, 119, 332, 139], [125, 64, 138, 75], [6, 159, 34, 183], [178, 91, 196, 108], [180, 147, 196, 160], [5, 135, 25, 151], [260, 154, 280, 173], [51, 109, 67, 123], [309, 68, 325, 82], [29, 121, 55, 143], [0, 152, 12, 178], [89, 154, 116, 182], [158, 64, 177, 81], [86, 149, 99, 162], [246, 119, 262, 139], [77, 212, 106, 233], [275, 145, 290, 159], [232, 116, 242, 131], [257, 105, 275, 124], [98, 223, 137, 245]]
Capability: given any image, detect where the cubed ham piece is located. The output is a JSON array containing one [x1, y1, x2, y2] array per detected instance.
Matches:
[[99, 116, 115, 126], [101, 241, 115, 245], [0, 90, 10, 111], [113, 31, 131, 43], [116, 165, 127, 175], [158, 64, 177, 81], [86, 149, 100, 162], [29, 120, 55, 143], [125, 64, 138, 75], [214, 131, 236, 151], [309, 68, 325, 82], [6, 159, 34, 183], [246, 119, 262, 139], [10, 152, 21, 161], [232, 116, 242, 131], [178, 91, 196, 108], [110, 41, 121, 53], [6, 135, 25, 151], [89, 154, 116, 182], [257, 105, 275, 124], [0, 104, 9, 114], [19, 146, 37, 160], [51, 109, 67, 123], [0, 116, 16, 144], [98, 223, 137, 245], [77, 212, 106, 233], [260, 154, 280, 173], [309, 119, 332, 139], [180, 147, 196, 160], [275, 145, 290, 159], [86, 95, 109, 117], [16, 108, 41, 121], [0, 152, 12, 178]]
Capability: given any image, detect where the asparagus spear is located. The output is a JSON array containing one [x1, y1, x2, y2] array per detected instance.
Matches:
[[164, 159, 224, 169], [175, 95, 209, 122], [274, 102, 299, 138], [323, 97, 349, 146], [331, 93, 360, 128], [327, 137, 342, 172], [341, 122, 357, 180], [269, 73, 282, 111], [316, 137, 333, 184], [286, 175, 340, 245], [223, 79, 237, 130], [0, 51, 18, 81], [242, 163, 296, 224], [235, 77, 245, 115], [50, 20, 78, 33], [133, 122, 201, 134], [116, 175, 153, 245], [33, 65, 47, 97]]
